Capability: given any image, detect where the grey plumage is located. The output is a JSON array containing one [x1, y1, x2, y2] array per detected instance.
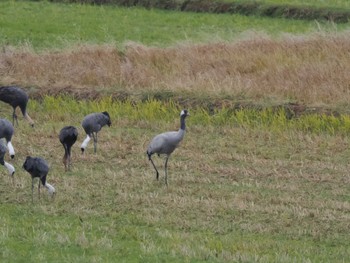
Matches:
[[146, 109, 189, 186], [0, 86, 34, 127], [23, 156, 55, 202], [59, 126, 78, 171], [0, 118, 15, 159], [80, 111, 111, 153], [0, 142, 15, 179]]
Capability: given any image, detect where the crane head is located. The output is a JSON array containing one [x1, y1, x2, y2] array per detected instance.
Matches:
[[102, 111, 112, 127], [180, 109, 189, 117]]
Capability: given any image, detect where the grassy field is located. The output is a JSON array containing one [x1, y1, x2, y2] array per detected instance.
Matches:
[[0, 97, 349, 262], [0, 1, 345, 49], [0, 0, 350, 262]]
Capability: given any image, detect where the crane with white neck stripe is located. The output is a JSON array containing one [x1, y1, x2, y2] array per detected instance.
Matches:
[[23, 156, 55, 202], [59, 126, 78, 171], [0, 118, 15, 159], [80, 112, 111, 154], [0, 86, 34, 127], [0, 142, 15, 180]]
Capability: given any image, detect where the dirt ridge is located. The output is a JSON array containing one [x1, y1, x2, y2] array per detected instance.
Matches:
[[50, 0, 350, 23]]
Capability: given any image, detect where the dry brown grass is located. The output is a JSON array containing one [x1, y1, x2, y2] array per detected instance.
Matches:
[[2, 33, 350, 107]]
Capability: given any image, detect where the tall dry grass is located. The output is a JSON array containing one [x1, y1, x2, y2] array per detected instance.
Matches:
[[1, 33, 350, 107]]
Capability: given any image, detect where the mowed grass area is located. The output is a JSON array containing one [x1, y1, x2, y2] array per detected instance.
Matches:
[[0, 1, 345, 50], [0, 97, 349, 262]]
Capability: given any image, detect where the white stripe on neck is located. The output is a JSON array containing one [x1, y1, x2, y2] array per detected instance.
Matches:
[[25, 113, 34, 126], [4, 162, 15, 176], [81, 135, 91, 149], [7, 142, 15, 156], [45, 183, 55, 195]]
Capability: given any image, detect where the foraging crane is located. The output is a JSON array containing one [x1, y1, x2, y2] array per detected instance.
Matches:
[[59, 126, 78, 171], [0, 142, 15, 178], [146, 109, 189, 186], [0, 118, 15, 159], [80, 111, 111, 154], [0, 86, 34, 127], [22, 156, 55, 202]]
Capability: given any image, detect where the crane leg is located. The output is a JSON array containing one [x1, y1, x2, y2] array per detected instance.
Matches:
[[63, 156, 68, 171], [68, 153, 71, 171], [67, 146, 72, 171], [63, 145, 68, 171], [164, 156, 169, 187], [31, 179, 34, 203], [11, 174, 14, 186], [12, 109, 18, 126], [92, 133, 97, 153], [38, 181, 41, 200]]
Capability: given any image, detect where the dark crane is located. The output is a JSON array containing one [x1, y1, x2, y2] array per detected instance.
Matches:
[[0, 142, 15, 179], [146, 109, 189, 186], [0, 118, 15, 159], [59, 126, 78, 171], [0, 86, 34, 127], [23, 156, 55, 202], [80, 112, 111, 154]]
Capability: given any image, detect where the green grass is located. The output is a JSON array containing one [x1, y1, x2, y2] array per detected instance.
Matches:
[[234, 0, 350, 10], [0, 97, 349, 262], [0, 1, 345, 50], [30, 96, 350, 135]]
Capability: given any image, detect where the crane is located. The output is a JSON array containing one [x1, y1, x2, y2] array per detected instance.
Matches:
[[146, 109, 189, 186]]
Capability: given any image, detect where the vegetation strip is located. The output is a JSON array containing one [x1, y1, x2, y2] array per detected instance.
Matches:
[[30, 96, 350, 135], [51, 0, 350, 23]]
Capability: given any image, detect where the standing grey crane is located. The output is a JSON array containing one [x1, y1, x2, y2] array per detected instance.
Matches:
[[22, 156, 55, 202], [0, 86, 34, 127], [80, 111, 111, 154], [0, 118, 15, 159], [59, 126, 78, 171], [146, 109, 189, 186], [0, 142, 15, 179]]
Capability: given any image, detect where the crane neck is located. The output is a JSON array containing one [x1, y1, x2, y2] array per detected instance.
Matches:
[[180, 115, 187, 131]]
